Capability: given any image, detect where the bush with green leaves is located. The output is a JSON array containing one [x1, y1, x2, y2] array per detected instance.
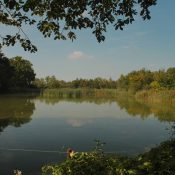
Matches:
[[42, 139, 175, 175]]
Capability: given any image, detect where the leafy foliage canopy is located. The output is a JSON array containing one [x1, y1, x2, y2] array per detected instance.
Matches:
[[0, 0, 156, 52]]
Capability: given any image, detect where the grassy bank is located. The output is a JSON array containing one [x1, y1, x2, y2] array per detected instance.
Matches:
[[41, 88, 120, 98], [135, 89, 175, 104], [41, 88, 175, 104], [42, 139, 175, 175]]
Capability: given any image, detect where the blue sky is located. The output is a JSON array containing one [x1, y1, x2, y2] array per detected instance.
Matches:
[[1, 0, 175, 81]]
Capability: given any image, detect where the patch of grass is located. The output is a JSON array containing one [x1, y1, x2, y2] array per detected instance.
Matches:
[[41, 88, 119, 98], [135, 89, 175, 104]]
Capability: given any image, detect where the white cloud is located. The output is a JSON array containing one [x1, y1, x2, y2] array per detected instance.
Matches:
[[68, 51, 93, 60]]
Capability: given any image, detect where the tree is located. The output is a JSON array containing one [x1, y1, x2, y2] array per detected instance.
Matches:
[[117, 74, 129, 90], [45, 76, 61, 88], [10, 56, 35, 88], [33, 78, 47, 89], [127, 69, 153, 92], [150, 81, 160, 90], [0, 50, 14, 91], [153, 70, 167, 89], [0, 0, 157, 52], [166, 67, 175, 89]]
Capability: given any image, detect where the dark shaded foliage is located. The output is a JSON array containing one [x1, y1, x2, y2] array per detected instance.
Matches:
[[42, 139, 175, 175], [0, 0, 156, 52], [0, 53, 35, 92], [0, 50, 14, 91]]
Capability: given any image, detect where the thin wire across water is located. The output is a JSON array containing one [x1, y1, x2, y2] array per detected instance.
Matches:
[[0, 148, 126, 154]]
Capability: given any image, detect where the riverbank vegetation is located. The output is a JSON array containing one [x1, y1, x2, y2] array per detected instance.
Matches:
[[33, 68, 175, 92], [117, 68, 175, 92], [1, 52, 175, 104], [135, 89, 175, 104], [42, 139, 175, 175], [41, 88, 119, 99], [33, 76, 117, 89], [33, 68, 175, 91]]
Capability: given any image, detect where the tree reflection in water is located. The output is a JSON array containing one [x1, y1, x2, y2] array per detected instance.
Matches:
[[115, 94, 175, 122], [0, 92, 175, 139], [38, 90, 175, 122], [0, 94, 36, 133]]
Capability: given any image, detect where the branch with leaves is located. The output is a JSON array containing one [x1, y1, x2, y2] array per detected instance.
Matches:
[[0, 0, 157, 52]]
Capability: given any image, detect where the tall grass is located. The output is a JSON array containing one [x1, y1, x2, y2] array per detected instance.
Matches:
[[135, 89, 175, 104], [41, 88, 120, 98]]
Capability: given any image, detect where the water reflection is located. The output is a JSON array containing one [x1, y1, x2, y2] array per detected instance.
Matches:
[[67, 119, 93, 127], [0, 92, 174, 175], [0, 92, 175, 134], [0, 94, 36, 133], [38, 93, 175, 122], [115, 95, 175, 122], [37, 95, 115, 105]]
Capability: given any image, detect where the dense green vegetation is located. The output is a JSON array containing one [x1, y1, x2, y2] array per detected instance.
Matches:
[[10, 56, 35, 88], [33, 68, 175, 91], [117, 68, 175, 93], [0, 51, 14, 91], [0, 51, 35, 92], [33, 76, 117, 89], [42, 139, 175, 175]]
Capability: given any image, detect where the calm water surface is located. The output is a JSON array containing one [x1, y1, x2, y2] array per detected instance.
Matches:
[[0, 93, 174, 175]]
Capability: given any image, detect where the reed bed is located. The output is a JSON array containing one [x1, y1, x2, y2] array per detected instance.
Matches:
[[135, 89, 175, 104], [41, 88, 119, 98]]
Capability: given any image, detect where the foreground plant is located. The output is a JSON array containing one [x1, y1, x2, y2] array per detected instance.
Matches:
[[42, 139, 175, 175], [14, 170, 22, 175]]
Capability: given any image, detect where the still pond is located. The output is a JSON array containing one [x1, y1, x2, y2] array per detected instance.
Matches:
[[0, 93, 174, 174]]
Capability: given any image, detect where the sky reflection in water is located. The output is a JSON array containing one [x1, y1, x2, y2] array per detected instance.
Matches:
[[0, 94, 174, 174]]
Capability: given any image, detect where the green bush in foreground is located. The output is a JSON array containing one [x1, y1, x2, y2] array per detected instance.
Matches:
[[42, 140, 175, 175]]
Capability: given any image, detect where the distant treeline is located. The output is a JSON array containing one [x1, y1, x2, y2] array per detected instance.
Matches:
[[117, 68, 175, 93], [33, 76, 117, 89], [1, 51, 175, 92], [34, 68, 175, 92]]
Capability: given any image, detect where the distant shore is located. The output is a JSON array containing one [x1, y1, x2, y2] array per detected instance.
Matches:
[[2, 88, 175, 104]]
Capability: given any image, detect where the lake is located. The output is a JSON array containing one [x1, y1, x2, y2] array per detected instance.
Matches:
[[0, 92, 174, 175]]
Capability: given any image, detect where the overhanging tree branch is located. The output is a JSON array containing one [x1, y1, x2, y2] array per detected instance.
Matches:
[[0, 0, 157, 52]]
